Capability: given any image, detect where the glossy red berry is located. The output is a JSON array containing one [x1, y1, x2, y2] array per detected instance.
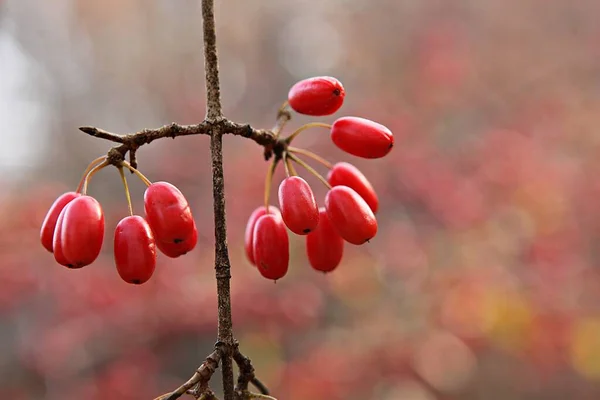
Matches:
[[156, 219, 198, 258], [40, 192, 81, 253], [244, 205, 281, 265], [58, 195, 105, 268], [288, 76, 345, 116], [52, 207, 77, 268], [252, 213, 289, 280], [114, 216, 156, 285], [325, 186, 378, 245], [278, 176, 319, 235], [331, 116, 394, 159], [144, 182, 197, 254], [306, 208, 344, 272], [327, 162, 379, 213]]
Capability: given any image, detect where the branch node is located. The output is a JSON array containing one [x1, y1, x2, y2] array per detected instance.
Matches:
[[242, 124, 253, 138], [170, 122, 180, 138], [215, 269, 232, 280], [106, 146, 126, 167]]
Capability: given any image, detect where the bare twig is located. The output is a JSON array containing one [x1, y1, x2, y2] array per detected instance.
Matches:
[[201, 0, 235, 398], [202, 0, 222, 121], [233, 346, 270, 396], [249, 378, 270, 396], [79, 121, 276, 166], [154, 350, 221, 400]]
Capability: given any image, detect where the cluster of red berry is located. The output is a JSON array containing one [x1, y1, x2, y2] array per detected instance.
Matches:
[[245, 76, 393, 280], [40, 158, 197, 285], [40, 76, 392, 285]]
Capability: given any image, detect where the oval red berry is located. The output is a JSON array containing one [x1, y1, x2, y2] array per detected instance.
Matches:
[[244, 205, 281, 265], [40, 191, 81, 253], [325, 186, 378, 245], [59, 195, 105, 268], [52, 206, 77, 268], [331, 116, 394, 159], [306, 208, 344, 273], [288, 76, 345, 116], [278, 176, 319, 235], [156, 219, 198, 258], [144, 182, 197, 251], [252, 214, 289, 280], [327, 162, 379, 213], [114, 215, 157, 285]]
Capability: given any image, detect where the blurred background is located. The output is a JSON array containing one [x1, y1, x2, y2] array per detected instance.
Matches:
[[2, 0, 600, 399]]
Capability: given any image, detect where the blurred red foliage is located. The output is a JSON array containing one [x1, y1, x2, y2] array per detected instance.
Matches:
[[3, 0, 600, 399]]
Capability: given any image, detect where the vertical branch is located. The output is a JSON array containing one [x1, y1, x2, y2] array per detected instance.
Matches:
[[211, 130, 235, 400], [202, 0, 223, 121], [202, 0, 235, 399]]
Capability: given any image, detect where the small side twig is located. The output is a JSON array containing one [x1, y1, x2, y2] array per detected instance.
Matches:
[[79, 120, 276, 170], [154, 349, 222, 400], [233, 345, 270, 396]]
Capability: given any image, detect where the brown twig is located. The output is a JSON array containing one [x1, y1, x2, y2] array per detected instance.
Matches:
[[202, 0, 222, 121], [198, 0, 237, 398], [79, 121, 277, 169], [233, 346, 270, 396], [154, 349, 222, 400], [249, 378, 270, 396]]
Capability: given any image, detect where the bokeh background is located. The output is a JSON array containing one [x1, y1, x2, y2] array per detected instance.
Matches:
[[2, 0, 600, 399]]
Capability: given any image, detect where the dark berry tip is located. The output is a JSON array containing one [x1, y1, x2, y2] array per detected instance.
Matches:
[[303, 228, 312, 234], [131, 279, 141, 284], [333, 88, 341, 96]]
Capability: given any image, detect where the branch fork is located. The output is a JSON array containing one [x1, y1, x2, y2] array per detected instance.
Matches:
[[154, 342, 271, 400]]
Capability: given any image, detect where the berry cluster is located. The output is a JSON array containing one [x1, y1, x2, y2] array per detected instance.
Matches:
[[245, 76, 393, 280], [40, 159, 197, 285]]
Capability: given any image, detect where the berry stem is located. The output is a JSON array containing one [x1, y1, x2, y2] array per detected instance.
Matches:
[[118, 166, 134, 216], [285, 122, 332, 144], [283, 155, 290, 177], [121, 160, 153, 187], [288, 146, 333, 169], [273, 100, 291, 138], [82, 160, 110, 195], [264, 158, 279, 212], [76, 155, 108, 193], [286, 152, 332, 190], [283, 153, 298, 177]]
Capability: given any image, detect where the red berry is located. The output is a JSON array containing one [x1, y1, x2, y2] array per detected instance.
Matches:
[[244, 206, 281, 265], [114, 216, 156, 285], [144, 182, 197, 254], [306, 208, 344, 272], [156, 219, 198, 258], [52, 207, 77, 268], [324, 186, 377, 245], [288, 76, 345, 116], [252, 214, 289, 280], [40, 192, 80, 253], [327, 162, 379, 213], [59, 196, 105, 267], [278, 176, 319, 235], [331, 116, 394, 159]]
